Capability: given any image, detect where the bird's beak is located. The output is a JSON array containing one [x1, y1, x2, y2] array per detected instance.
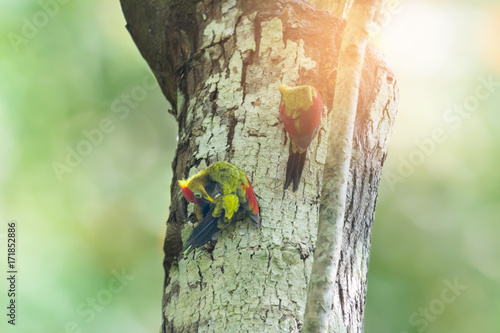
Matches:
[[200, 188, 214, 203], [203, 194, 214, 203]]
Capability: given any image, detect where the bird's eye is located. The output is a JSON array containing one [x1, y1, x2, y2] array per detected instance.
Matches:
[[194, 193, 202, 198]]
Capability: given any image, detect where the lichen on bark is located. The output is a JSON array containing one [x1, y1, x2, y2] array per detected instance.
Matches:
[[162, 10, 331, 332], [119, 0, 398, 332]]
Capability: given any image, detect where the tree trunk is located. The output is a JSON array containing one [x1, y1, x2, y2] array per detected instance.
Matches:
[[119, 0, 398, 332], [309, 0, 354, 18], [303, 0, 381, 332]]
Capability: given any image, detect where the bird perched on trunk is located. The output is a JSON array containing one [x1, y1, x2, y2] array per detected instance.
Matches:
[[279, 84, 323, 192], [178, 161, 260, 255]]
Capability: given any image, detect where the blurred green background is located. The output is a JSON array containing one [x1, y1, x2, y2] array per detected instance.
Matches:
[[0, 0, 499, 332]]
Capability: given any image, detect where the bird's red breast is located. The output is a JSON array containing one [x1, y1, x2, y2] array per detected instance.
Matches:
[[279, 84, 323, 140]]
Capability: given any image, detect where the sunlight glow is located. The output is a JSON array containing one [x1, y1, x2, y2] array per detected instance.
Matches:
[[380, 2, 456, 76], [477, 5, 500, 74]]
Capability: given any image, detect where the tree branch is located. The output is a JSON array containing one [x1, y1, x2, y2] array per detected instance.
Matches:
[[303, 0, 380, 332]]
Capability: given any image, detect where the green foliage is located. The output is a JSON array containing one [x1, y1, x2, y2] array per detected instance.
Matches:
[[1, 1, 176, 331], [365, 1, 500, 332]]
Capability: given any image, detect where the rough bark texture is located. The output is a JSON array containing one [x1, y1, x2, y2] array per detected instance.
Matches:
[[119, 0, 398, 332], [303, 0, 380, 332], [309, 0, 354, 18]]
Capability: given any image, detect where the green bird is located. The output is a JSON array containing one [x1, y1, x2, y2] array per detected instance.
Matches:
[[178, 161, 260, 255]]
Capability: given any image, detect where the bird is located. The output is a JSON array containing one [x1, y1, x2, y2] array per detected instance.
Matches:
[[279, 83, 323, 192], [178, 161, 260, 255]]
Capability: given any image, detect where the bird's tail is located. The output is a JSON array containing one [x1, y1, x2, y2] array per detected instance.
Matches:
[[284, 144, 307, 192], [182, 207, 221, 255]]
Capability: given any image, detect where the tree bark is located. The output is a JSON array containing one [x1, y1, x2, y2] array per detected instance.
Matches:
[[309, 0, 354, 18], [303, 0, 380, 332], [119, 0, 398, 332]]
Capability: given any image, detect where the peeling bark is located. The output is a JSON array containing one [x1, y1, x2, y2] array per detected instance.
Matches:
[[119, 0, 398, 332]]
